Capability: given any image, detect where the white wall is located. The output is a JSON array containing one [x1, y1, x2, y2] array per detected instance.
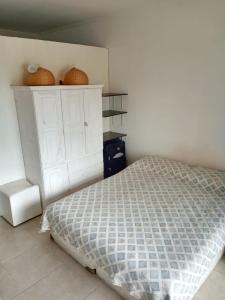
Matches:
[[41, 0, 225, 170], [0, 35, 108, 185]]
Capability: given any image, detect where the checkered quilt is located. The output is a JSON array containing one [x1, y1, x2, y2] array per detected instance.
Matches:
[[41, 156, 225, 300]]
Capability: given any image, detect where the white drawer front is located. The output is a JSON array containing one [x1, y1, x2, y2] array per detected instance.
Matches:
[[69, 162, 103, 190], [68, 152, 103, 174], [82, 162, 103, 182], [42, 164, 69, 207]]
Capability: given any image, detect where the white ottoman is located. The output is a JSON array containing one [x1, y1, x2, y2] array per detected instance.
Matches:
[[0, 179, 42, 226]]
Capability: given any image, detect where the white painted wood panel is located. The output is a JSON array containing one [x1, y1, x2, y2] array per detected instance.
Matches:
[[33, 91, 66, 168], [14, 90, 41, 169], [69, 162, 103, 190], [68, 151, 103, 174], [14, 85, 103, 208], [84, 89, 103, 155], [82, 162, 103, 182], [61, 90, 85, 160], [42, 164, 69, 207]]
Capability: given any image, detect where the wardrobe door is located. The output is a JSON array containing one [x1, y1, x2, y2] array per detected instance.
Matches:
[[84, 88, 103, 155], [42, 164, 69, 207], [61, 90, 85, 160], [33, 90, 66, 168]]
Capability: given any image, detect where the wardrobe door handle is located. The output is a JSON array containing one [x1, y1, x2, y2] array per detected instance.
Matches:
[[84, 121, 88, 127]]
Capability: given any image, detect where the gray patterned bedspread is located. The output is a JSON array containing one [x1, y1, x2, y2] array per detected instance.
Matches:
[[41, 156, 225, 300]]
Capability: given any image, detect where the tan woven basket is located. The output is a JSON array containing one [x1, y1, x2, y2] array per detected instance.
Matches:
[[24, 67, 55, 86], [63, 67, 89, 85]]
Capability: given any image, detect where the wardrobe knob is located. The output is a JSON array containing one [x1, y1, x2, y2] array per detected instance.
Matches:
[[84, 121, 88, 127]]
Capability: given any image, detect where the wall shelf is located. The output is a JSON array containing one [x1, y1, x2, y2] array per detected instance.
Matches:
[[102, 92, 128, 97], [103, 131, 127, 142], [102, 110, 127, 118], [102, 92, 128, 143]]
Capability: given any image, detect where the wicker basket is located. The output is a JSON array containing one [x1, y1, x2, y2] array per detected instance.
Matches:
[[63, 67, 89, 85], [24, 67, 55, 86]]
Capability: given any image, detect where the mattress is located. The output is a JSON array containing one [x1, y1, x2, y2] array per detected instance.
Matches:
[[41, 156, 225, 300]]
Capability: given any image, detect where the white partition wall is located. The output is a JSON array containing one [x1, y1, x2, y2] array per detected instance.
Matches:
[[0, 35, 108, 187]]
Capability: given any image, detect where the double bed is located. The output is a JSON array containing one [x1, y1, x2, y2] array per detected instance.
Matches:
[[41, 156, 225, 300]]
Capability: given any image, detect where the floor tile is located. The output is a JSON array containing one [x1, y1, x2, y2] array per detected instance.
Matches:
[[14, 264, 99, 300], [18, 216, 41, 233], [2, 242, 62, 291], [85, 281, 123, 300], [0, 217, 18, 236], [0, 229, 37, 262], [48, 239, 92, 276], [194, 270, 225, 300], [214, 253, 225, 275], [19, 216, 49, 243], [0, 263, 22, 300]]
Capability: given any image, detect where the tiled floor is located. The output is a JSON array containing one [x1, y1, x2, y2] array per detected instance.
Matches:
[[0, 216, 225, 300]]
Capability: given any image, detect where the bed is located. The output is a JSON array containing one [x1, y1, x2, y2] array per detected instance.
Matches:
[[41, 156, 225, 300]]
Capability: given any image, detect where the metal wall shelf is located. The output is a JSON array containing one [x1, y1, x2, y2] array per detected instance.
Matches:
[[103, 131, 127, 142], [102, 92, 128, 97], [102, 110, 127, 118], [102, 92, 128, 142]]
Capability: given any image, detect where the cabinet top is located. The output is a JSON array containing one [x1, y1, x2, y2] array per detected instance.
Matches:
[[12, 84, 103, 91]]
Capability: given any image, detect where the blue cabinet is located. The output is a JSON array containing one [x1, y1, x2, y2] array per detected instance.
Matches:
[[103, 139, 126, 178]]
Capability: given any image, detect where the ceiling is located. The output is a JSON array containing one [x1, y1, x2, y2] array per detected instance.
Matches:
[[0, 0, 140, 33]]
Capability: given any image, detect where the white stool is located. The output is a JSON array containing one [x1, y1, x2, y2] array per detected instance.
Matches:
[[0, 179, 42, 226]]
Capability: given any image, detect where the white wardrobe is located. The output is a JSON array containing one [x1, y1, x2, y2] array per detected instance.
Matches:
[[14, 85, 103, 208]]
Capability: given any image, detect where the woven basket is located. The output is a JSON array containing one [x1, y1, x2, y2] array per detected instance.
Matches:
[[63, 67, 89, 85], [24, 67, 55, 86]]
